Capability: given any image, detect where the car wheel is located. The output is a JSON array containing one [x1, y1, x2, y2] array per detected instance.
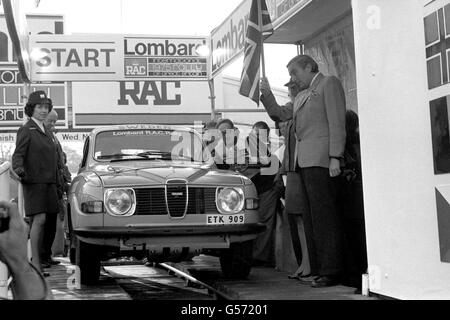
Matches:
[[66, 204, 77, 264], [219, 240, 253, 279], [76, 239, 101, 285]]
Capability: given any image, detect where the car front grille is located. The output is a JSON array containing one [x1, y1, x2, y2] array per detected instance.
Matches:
[[134, 187, 217, 216]]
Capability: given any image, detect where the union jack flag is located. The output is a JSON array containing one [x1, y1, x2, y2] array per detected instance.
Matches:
[[239, 0, 273, 105]]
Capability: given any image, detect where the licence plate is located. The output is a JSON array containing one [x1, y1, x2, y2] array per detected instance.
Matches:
[[206, 214, 245, 225]]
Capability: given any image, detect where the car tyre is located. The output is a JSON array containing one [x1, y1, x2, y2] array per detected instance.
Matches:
[[76, 239, 101, 285], [69, 234, 77, 265], [219, 240, 253, 279]]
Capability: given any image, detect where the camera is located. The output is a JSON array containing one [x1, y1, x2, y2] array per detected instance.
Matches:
[[0, 217, 9, 233], [0, 206, 10, 232]]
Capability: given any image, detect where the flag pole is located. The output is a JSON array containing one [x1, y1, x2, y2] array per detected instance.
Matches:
[[258, 0, 266, 79]]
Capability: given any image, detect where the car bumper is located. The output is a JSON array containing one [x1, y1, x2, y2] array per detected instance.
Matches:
[[74, 223, 266, 238]]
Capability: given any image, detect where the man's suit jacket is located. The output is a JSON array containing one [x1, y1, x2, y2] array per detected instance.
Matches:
[[258, 97, 297, 173], [261, 73, 346, 169]]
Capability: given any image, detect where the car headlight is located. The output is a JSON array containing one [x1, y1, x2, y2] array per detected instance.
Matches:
[[105, 188, 136, 217], [216, 187, 245, 214]]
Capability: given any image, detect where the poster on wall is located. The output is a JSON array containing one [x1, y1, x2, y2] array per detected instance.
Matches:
[[424, 1, 450, 264], [71, 80, 214, 129], [0, 14, 67, 131], [304, 14, 358, 112]]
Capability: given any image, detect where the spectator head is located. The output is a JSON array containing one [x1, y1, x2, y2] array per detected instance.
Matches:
[[24, 91, 53, 120], [252, 121, 270, 136], [251, 121, 270, 143], [217, 118, 239, 147], [44, 109, 58, 133], [202, 120, 218, 146], [204, 120, 217, 130], [249, 121, 271, 159], [286, 55, 319, 88]]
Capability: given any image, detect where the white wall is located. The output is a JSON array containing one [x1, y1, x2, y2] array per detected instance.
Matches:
[[353, 0, 450, 299]]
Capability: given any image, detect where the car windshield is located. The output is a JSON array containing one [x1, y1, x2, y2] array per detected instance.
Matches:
[[94, 129, 206, 163]]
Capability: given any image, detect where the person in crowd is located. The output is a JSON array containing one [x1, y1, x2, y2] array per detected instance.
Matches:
[[214, 118, 246, 171], [202, 120, 219, 159], [44, 110, 72, 259], [12, 91, 59, 276], [339, 110, 368, 292], [267, 80, 312, 279], [41, 109, 63, 267], [246, 122, 284, 267], [260, 55, 347, 288], [0, 201, 53, 299]]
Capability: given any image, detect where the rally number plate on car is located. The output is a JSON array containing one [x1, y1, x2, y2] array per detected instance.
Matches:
[[206, 214, 245, 225]]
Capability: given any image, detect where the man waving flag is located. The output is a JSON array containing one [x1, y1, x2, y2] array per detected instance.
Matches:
[[239, 0, 274, 105]]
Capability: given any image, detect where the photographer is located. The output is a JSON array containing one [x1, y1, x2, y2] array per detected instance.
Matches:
[[0, 201, 53, 300]]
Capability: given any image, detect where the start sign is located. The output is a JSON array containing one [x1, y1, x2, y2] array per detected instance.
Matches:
[[30, 34, 124, 82]]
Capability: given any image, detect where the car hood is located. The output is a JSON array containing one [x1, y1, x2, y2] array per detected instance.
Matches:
[[90, 162, 245, 187]]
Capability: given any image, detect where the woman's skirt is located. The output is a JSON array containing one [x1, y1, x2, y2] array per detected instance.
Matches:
[[23, 183, 59, 217]]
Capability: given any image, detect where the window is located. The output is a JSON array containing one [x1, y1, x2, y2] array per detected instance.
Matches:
[[80, 138, 90, 171]]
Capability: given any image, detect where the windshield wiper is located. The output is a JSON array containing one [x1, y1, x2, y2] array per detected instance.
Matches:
[[97, 153, 148, 160], [136, 150, 171, 157], [137, 151, 198, 162]]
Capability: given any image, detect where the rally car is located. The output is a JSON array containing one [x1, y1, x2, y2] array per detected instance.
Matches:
[[66, 124, 264, 284]]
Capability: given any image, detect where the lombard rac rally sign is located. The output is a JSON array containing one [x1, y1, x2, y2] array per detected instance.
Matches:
[[124, 36, 208, 79], [29, 34, 209, 81]]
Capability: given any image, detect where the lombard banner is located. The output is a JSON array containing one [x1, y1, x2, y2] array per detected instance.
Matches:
[[71, 80, 214, 129], [0, 14, 67, 131], [30, 34, 209, 81], [210, 0, 310, 76], [210, 0, 251, 77], [124, 36, 208, 79]]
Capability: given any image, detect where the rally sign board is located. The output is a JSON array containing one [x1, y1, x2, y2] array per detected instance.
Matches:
[[29, 34, 124, 82], [29, 34, 209, 82], [71, 80, 215, 129]]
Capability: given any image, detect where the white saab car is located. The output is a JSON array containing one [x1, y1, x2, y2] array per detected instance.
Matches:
[[67, 124, 264, 284]]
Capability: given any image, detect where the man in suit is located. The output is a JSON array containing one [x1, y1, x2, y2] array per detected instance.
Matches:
[[260, 55, 346, 287]]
